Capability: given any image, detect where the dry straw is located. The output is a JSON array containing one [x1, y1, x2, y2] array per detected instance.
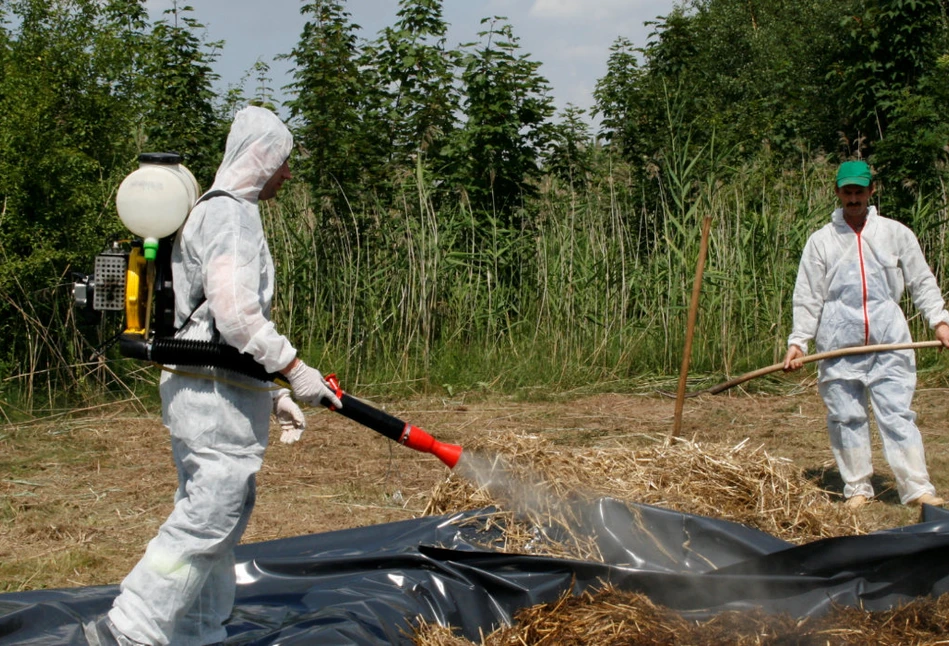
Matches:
[[416, 585, 949, 645], [424, 431, 861, 552], [414, 431, 948, 645]]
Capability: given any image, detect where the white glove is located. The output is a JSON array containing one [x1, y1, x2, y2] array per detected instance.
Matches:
[[273, 388, 307, 444], [285, 360, 343, 409]]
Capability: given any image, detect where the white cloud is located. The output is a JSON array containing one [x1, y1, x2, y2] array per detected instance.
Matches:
[[529, 0, 585, 18], [529, 0, 643, 21]]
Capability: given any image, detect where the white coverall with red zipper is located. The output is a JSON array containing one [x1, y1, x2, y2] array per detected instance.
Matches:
[[788, 205, 949, 504]]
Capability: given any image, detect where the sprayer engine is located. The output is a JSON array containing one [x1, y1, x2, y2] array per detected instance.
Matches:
[[71, 151, 282, 381], [73, 242, 127, 313], [73, 152, 199, 348], [72, 237, 177, 340]]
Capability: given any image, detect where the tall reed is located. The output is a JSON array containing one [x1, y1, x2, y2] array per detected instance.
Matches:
[[7, 149, 949, 415], [265, 144, 949, 397]]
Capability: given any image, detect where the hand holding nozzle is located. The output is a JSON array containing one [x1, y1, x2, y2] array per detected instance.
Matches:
[[283, 359, 343, 410]]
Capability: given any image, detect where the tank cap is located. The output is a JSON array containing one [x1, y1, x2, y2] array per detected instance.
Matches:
[[138, 152, 182, 165]]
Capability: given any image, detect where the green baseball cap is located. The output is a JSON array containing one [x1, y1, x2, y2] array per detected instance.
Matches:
[[836, 160, 872, 187]]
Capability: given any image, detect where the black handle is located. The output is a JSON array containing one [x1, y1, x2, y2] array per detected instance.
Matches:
[[322, 393, 405, 443]]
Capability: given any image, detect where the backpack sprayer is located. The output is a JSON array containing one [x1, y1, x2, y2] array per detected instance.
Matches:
[[73, 152, 462, 469]]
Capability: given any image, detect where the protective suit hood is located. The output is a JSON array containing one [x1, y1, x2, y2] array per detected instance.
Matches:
[[210, 106, 292, 202]]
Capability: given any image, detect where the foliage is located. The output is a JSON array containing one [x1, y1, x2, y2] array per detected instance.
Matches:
[[217, 59, 280, 118], [831, 0, 949, 218], [545, 105, 595, 190], [594, 0, 949, 221], [595, 1, 846, 164], [283, 0, 370, 211], [369, 0, 461, 168], [0, 0, 146, 399], [138, 1, 226, 187], [592, 37, 647, 159], [446, 17, 556, 226], [0, 0, 230, 408]]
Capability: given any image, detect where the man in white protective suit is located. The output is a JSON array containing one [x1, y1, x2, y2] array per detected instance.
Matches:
[[783, 159, 949, 510], [85, 106, 342, 646]]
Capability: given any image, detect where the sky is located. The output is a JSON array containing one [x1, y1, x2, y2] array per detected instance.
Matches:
[[144, 0, 680, 122]]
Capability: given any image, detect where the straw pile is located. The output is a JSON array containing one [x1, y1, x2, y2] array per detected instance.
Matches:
[[423, 431, 861, 557], [414, 431, 949, 645], [414, 584, 949, 645]]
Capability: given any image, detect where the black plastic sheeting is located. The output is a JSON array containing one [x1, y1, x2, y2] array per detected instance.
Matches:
[[3, 499, 949, 645]]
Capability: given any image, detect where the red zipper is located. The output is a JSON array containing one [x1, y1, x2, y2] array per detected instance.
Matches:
[[855, 230, 870, 344]]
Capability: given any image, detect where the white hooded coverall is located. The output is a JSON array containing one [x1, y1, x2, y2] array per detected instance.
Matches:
[[108, 106, 297, 645], [788, 206, 949, 504]]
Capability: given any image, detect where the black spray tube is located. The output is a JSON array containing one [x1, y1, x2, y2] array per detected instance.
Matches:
[[119, 334, 282, 382], [118, 334, 463, 468], [325, 390, 462, 467]]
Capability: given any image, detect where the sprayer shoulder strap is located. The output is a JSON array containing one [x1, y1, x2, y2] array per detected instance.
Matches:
[[177, 190, 240, 330], [194, 189, 238, 206]]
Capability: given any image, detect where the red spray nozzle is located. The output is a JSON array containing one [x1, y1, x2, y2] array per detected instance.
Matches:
[[400, 424, 464, 469], [318, 375, 463, 469]]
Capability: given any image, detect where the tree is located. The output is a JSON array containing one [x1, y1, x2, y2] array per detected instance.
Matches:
[[138, 1, 224, 187], [447, 17, 555, 225], [594, 1, 846, 164], [370, 0, 461, 167], [831, 0, 949, 218], [0, 0, 149, 388], [593, 37, 644, 157], [284, 0, 370, 209], [0, 0, 149, 270], [545, 105, 595, 190]]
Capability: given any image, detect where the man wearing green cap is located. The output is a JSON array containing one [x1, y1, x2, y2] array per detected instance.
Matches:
[[784, 160, 949, 509]]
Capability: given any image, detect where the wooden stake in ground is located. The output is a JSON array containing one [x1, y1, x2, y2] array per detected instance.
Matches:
[[669, 215, 712, 443], [692, 340, 944, 396]]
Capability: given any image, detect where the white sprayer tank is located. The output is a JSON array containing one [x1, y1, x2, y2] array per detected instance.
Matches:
[[115, 152, 200, 260]]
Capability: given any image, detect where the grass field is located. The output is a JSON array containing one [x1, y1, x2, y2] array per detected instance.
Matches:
[[4, 372, 949, 594]]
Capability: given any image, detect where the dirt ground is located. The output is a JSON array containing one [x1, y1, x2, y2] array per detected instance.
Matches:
[[3, 379, 949, 593]]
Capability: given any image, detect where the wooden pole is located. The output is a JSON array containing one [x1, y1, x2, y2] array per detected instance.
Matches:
[[669, 215, 713, 444], [687, 340, 944, 397]]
